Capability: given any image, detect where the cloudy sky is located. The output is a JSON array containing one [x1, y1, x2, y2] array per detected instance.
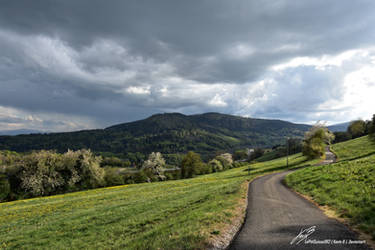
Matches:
[[1, 0, 375, 132]]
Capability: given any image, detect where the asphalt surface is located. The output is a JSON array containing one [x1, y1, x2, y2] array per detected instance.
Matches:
[[229, 148, 371, 250]]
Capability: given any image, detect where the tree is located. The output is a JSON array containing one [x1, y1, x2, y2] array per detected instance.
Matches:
[[302, 123, 335, 159], [287, 138, 303, 154], [141, 152, 166, 181], [215, 153, 233, 169], [333, 131, 352, 143], [347, 120, 366, 139], [369, 114, 375, 142], [180, 151, 202, 178], [0, 174, 10, 201]]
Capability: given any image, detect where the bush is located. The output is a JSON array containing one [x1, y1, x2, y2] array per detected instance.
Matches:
[[333, 131, 352, 143], [208, 159, 223, 172], [101, 157, 131, 168], [104, 168, 124, 186], [0, 174, 10, 201], [347, 120, 366, 139], [195, 163, 212, 175], [369, 114, 375, 142], [1, 149, 105, 201], [133, 170, 150, 183], [302, 124, 334, 159]]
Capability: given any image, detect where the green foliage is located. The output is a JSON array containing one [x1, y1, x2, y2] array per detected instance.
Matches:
[[104, 168, 125, 186], [0, 149, 105, 201], [0, 113, 310, 161], [208, 159, 223, 172], [131, 170, 150, 183], [181, 151, 203, 178], [0, 174, 10, 201], [249, 148, 265, 161], [333, 131, 352, 143], [369, 114, 375, 142], [101, 156, 130, 168], [302, 124, 334, 159], [347, 120, 367, 139], [233, 150, 248, 161]]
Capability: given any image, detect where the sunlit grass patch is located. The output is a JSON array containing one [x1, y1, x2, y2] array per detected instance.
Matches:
[[286, 136, 375, 239]]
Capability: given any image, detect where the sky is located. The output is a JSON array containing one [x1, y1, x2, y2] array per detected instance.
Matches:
[[0, 0, 375, 132]]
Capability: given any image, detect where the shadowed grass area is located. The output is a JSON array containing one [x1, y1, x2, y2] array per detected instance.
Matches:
[[0, 153, 316, 249], [286, 136, 375, 239]]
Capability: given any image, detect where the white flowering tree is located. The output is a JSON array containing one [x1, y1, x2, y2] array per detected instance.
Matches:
[[141, 152, 166, 181]]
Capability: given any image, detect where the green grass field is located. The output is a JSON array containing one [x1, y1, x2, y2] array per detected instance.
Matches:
[[286, 136, 375, 239], [0, 154, 317, 249]]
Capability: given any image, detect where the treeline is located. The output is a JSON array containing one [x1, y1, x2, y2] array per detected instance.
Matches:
[[333, 115, 375, 143], [0, 149, 245, 202], [0, 112, 310, 161]]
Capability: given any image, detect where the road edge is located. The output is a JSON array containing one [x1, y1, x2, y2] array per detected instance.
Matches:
[[283, 173, 375, 250], [208, 172, 277, 250]]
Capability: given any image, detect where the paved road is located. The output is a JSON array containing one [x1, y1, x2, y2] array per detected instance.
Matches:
[[230, 148, 371, 250]]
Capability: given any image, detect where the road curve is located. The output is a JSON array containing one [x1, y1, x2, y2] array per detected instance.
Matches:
[[229, 148, 371, 250]]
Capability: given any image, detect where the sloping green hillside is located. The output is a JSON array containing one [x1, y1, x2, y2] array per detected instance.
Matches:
[[0, 113, 309, 160], [0, 154, 316, 249], [286, 136, 375, 239]]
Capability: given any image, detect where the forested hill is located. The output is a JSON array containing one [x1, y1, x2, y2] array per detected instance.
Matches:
[[0, 112, 310, 158]]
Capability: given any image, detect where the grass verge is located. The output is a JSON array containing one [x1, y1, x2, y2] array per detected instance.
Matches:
[[286, 136, 375, 241]]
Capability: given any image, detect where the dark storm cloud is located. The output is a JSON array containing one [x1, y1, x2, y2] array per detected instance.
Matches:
[[2, 0, 375, 83], [0, 0, 375, 130]]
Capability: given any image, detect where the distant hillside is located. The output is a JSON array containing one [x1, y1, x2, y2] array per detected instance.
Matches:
[[0, 129, 42, 136], [0, 112, 310, 159], [327, 122, 350, 132]]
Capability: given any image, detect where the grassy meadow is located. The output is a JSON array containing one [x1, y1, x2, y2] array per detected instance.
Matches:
[[286, 136, 375, 239], [0, 153, 317, 249]]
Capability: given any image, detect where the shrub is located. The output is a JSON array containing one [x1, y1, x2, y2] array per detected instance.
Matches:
[[333, 131, 352, 143], [0, 174, 10, 201], [1, 149, 105, 200], [133, 169, 150, 183], [347, 120, 366, 139], [302, 124, 335, 159], [208, 159, 223, 172], [104, 168, 124, 186], [369, 114, 375, 142], [101, 157, 131, 168], [194, 163, 211, 175]]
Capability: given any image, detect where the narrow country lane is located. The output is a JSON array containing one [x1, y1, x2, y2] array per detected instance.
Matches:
[[229, 147, 371, 250]]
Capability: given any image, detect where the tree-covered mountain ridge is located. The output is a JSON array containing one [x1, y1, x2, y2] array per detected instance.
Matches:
[[0, 112, 311, 158]]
